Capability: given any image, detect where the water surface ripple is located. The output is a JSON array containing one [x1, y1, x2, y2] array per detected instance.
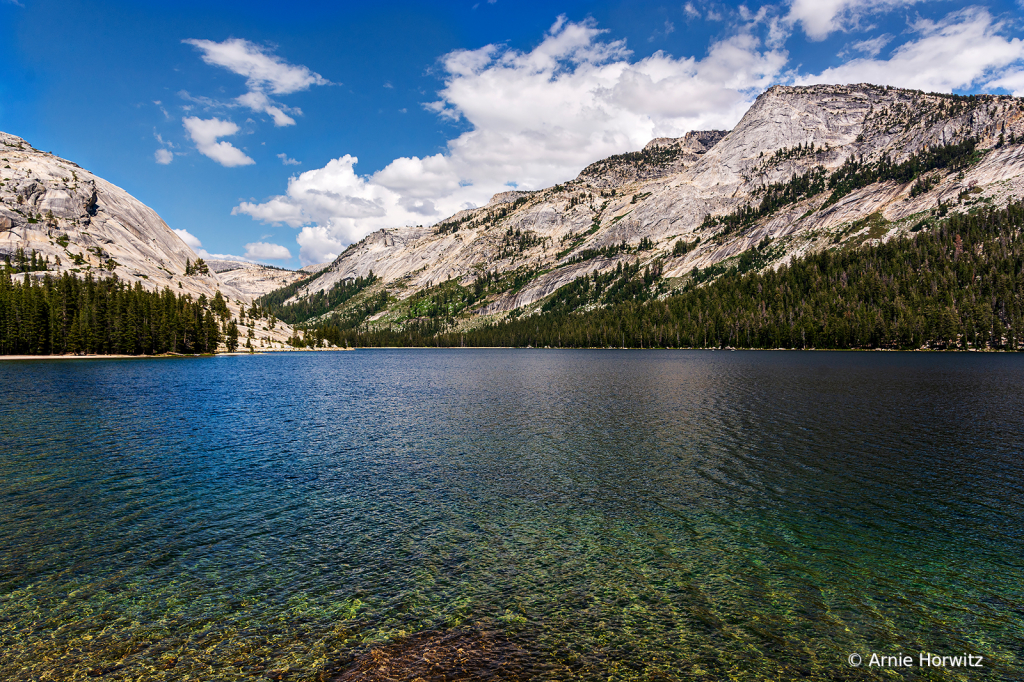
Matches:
[[0, 350, 1022, 680]]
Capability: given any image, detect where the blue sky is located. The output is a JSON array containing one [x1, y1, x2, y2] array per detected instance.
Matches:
[[2, 0, 1024, 267]]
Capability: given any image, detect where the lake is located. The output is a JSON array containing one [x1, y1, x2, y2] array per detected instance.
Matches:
[[1, 350, 1022, 681]]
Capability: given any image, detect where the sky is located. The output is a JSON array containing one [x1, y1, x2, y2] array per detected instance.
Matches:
[[2, 1, 1024, 268]]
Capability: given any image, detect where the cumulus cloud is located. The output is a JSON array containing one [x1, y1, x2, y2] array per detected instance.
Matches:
[[986, 69, 1024, 96], [294, 225, 343, 265], [796, 8, 1024, 92], [173, 228, 204, 251], [236, 16, 787, 264], [234, 155, 394, 261], [183, 116, 255, 167], [184, 38, 329, 126], [244, 241, 292, 260], [786, 0, 926, 41], [372, 154, 460, 199], [277, 153, 301, 165]]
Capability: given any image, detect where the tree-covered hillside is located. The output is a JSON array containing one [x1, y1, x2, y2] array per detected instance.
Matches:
[[5, 203, 1022, 355], [255, 271, 376, 325], [298, 201, 1024, 351]]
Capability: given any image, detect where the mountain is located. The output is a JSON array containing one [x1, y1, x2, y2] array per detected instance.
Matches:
[[206, 259, 309, 299], [1, 132, 234, 299], [272, 84, 1024, 332], [0, 132, 299, 350]]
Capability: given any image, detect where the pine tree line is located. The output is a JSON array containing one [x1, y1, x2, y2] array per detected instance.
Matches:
[[0, 271, 231, 355], [3, 248, 52, 273]]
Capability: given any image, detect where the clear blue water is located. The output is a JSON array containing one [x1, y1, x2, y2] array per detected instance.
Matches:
[[0, 350, 1022, 681]]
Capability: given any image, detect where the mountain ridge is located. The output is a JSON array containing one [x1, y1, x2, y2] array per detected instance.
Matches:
[[271, 83, 1024, 331]]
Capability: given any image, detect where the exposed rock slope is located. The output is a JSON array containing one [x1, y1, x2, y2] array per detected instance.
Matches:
[[0, 132, 243, 300], [0, 132, 299, 348], [207, 259, 308, 299], [236, 85, 1024, 327]]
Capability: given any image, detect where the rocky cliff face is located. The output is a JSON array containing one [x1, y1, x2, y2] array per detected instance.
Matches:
[[283, 84, 1024, 326], [0, 132, 299, 348], [207, 259, 309, 299], [0, 132, 243, 300]]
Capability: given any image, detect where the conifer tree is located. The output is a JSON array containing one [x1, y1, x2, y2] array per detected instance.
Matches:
[[225, 320, 239, 352]]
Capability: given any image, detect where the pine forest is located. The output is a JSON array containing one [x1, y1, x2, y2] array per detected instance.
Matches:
[[0, 271, 238, 355]]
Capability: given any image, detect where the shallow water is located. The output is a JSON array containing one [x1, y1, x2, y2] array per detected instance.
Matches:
[[0, 350, 1022, 681]]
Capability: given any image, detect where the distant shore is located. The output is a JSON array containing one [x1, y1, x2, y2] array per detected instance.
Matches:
[[1, 347, 1014, 360], [0, 348, 355, 360], [0, 353, 205, 361]]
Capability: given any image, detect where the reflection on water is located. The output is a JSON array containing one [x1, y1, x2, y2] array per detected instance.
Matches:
[[0, 350, 1022, 680]]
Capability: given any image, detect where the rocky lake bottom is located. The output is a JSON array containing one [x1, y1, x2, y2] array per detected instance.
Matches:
[[0, 349, 1021, 681]]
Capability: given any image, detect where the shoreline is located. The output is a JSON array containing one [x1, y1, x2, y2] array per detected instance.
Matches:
[[300, 346, 1018, 352], [0, 347, 355, 361], [0, 347, 1016, 360], [0, 353, 209, 361]]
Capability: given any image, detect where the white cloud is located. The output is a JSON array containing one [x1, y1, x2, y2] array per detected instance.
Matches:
[[184, 38, 328, 94], [183, 116, 255, 167], [233, 155, 389, 240], [796, 8, 1024, 92], [649, 20, 675, 42], [173, 228, 259, 263], [244, 241, 292, 260], [277, 153, 301, 165], [843, 33, 893, 58], [986, 69, 1024, 96], [372, 154, 460, 198], [155, 101, 172, 120], [154, 131, 175, 163], [683, 3, 700, 20], [173, 228, 203, 250], [235, 16, 787, 264], [177, 90, 221, 108], [295, 226, 343, 265], [786, 0, 926, 41], [237, 91, 297, 126], [184, 38, 329, 127]]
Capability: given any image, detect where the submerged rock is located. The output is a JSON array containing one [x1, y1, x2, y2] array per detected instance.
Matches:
[[325, 629, 529, 681]]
